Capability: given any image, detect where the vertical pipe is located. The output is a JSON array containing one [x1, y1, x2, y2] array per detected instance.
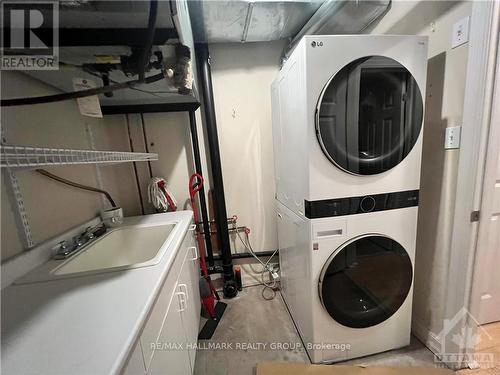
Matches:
[[188, 110, 215, 267], [195, 43, 237, 297]]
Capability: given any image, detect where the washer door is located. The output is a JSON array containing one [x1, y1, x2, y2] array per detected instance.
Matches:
[[319, 235, 413, 328], [316, 56, 424, 175]]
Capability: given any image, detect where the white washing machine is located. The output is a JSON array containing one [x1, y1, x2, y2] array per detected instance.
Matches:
[[276, 199, 417, 363], [271, 35, 428, 218]]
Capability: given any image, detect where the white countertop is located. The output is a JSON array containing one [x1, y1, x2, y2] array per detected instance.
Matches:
[[1, 211, 193, 375]]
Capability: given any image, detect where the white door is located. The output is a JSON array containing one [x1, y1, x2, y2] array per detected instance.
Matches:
[[475, 49, 500, 325]]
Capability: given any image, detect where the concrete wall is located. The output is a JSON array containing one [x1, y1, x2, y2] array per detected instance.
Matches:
[[365, 0, 472, 345], [209, 41, 286, 253], [1, 72, 141, 261]]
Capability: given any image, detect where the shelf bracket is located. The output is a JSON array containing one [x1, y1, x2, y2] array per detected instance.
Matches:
[[4, 168, 35, 249], [1, 130, 35, 249]]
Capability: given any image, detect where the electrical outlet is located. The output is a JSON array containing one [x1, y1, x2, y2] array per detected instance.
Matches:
[[452, 16, 470, 49], [445, 126, 461, 149]]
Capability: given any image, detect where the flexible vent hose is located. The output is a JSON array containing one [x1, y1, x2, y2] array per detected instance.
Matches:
[[36, 169, 117, 207]]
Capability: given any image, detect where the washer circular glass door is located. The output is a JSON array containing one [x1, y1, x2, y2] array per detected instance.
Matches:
[[319, 235, 413, 328], [316, 56, 424, 175]]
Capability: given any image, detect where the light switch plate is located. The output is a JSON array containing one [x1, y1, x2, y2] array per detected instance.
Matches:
[[452, 16, 470, 48], [445, 126, 461, 149]]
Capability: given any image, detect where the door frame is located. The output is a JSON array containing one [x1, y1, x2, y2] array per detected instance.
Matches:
[[443, 0, 499, 368]]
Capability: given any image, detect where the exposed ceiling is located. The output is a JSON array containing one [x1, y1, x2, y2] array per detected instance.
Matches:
[[57, 0, 175, 29], [188, 0, 390, 44], [188, 1, 322, 43], [19, 0, 391, 108], [23, 1, 194, 109]]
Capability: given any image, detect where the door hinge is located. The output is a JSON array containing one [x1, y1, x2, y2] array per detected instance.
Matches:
[[470, 211, 480, 222]]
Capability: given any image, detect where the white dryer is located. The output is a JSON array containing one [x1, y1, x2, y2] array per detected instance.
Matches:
[[271, 35, 428, 218], [276, 199, 417, 363]]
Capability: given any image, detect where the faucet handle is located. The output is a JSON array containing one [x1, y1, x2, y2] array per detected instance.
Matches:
[[53, 241, 70, 256], [83, 226, 95, 240], [73, 234, 84, 247]]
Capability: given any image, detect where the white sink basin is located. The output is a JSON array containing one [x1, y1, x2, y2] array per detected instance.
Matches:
[[52, 223, 177, 276]]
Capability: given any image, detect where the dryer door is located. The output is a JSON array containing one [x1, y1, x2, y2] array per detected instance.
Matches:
[[316, 56, 424, 175], [319, 235, 413, 328]]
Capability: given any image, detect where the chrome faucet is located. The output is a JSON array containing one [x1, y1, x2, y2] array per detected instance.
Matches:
[[53, 224, 106, 260]]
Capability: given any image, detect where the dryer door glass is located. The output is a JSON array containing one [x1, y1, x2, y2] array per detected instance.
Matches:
[[316, 56, 424, 175], [319, 235, 413, 328]]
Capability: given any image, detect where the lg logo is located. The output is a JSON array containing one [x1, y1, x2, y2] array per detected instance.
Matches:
[[1, 1, 59, 70], [311, 41, 324, 48]]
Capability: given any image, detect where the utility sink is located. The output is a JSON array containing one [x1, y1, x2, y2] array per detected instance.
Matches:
[[52, 224, 177, 276], [15, 222, 178, 284]]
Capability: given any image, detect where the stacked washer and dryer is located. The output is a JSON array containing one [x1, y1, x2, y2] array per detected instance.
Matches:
[[271, 35, 428, 363]]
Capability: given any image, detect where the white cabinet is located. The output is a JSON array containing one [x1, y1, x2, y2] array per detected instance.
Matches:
[[178, 242, 201, 371], [148, 242, 200, 375], [148, 280, 192, 375], [122, 226, 200, 375], [122, 341, 146, 375]]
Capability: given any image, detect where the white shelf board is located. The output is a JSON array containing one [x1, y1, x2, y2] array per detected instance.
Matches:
[[1, 145, 158, 169]]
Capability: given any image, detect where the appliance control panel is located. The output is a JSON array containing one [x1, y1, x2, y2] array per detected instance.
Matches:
[[305, 190, 419, 219]]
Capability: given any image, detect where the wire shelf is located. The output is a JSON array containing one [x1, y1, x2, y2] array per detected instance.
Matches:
[[0, 145, 158, 169]]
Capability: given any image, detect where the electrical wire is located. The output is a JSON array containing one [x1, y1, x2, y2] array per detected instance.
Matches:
[[78, 64, 177, 98], [36, 169, 117, 207], [236, 229, 280, 300], [0, 72, 166, 107]]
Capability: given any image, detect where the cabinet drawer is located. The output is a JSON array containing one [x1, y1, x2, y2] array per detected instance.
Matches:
[[140, 229, 193, 370]]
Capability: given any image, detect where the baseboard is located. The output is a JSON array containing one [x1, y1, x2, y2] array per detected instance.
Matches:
[[412, 317, 441, 355]]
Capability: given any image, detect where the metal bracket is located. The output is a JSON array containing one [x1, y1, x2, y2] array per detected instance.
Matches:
[[1, 129, 35, 249], [3, 168, 35, 249], [470, 210, 480, 222], [85, 123, 106, 206]]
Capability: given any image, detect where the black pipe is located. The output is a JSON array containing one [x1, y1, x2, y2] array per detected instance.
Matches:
[[138, 0, 158, 82], [196, 43, 237, 298], [188, 110, 215, 267], [210, 250, 278, 261]]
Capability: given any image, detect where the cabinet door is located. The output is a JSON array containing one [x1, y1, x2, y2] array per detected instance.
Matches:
[[141, 229, 194, 369], [148, 281, 191, 375], [141, 248, 186, 369], [121, 340, 146, 375], [178, 234, 201, 371]]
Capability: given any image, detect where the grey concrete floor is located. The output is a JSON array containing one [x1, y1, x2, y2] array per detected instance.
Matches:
[[193, 285, 437, 375]]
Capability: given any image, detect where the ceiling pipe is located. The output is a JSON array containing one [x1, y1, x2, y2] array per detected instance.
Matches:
[[195, 43, 238, 298], [241, 2, 255, 42], [188, 110, 215, 268]]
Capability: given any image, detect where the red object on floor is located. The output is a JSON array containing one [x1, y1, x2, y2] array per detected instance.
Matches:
[[189, 173, 219, 318]]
